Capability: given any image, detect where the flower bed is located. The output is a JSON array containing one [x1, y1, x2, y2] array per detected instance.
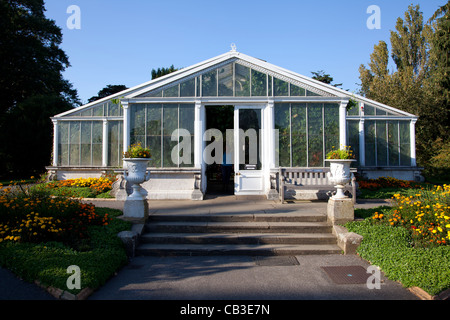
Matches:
[[371, 184, 450, 247], [358, 177, 422, 191], [0, 184, 110, 247], [45, 176, 115, 197], [0, 182, 131, 295]]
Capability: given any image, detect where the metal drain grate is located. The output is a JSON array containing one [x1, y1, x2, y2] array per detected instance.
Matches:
[[253, 256, 300, 266], [321, 266, 370, 284]]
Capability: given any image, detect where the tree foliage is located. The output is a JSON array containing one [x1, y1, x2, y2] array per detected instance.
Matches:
[[0, 0, 79, 178], [358, 4, 450, 169], [311, 70, 342, 88], [88, 85, 128, 103], [151, 65, 178, 80]]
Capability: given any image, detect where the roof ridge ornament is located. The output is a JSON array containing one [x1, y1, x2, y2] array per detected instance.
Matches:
[[230, 43, 237, 52]]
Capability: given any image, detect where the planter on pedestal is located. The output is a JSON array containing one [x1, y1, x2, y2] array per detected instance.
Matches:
[[325, 159, 356, 225], [325, 159, 355, 199], [123, 158, 150, 221]]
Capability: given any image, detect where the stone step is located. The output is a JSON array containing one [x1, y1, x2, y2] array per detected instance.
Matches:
[[149, 213, 326, 223], [141, 232, 337, 245], [136, 243, 342, 256], [145, 221, 333, 234]]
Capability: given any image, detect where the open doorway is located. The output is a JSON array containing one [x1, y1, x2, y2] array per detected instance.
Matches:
[[205, 105, 234, 195]]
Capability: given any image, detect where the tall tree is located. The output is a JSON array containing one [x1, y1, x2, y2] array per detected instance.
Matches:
[[0, 0, 79, 178], [358, 4, 448, 166], [151, 65, 178, 80], [88, 84, 128, 103], [311, 70, 342, 88]]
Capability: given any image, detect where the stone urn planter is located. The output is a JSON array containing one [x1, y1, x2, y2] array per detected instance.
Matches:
[[325, 159, 356, 199], [123, 158, 150, 201]]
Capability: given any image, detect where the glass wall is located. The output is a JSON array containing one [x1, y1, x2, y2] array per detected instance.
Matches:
[[58, 121, 103, 166], [130, 103, 195, 168], [142, 61, 324, 98], [364, 120, 411, 167], [275, 103, 339, 167]]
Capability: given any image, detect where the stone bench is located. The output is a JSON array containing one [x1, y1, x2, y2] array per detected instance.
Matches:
[[279, 168, 357, 204]]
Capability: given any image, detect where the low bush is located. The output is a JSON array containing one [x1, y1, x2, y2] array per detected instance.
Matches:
[[0, 208, 130, 294], [0, 183, 131, 294], [346, 216, 450, 296]]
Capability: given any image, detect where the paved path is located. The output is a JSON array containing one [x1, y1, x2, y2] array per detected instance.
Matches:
[[1, 196, 419, 301]]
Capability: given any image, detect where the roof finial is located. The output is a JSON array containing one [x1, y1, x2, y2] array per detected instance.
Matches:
[[230, 43, 237, 52]]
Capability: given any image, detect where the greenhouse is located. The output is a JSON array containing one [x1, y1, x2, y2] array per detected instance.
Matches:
[[48, 48, 421, 200]]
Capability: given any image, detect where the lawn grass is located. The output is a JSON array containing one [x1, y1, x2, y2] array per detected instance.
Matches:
[[346, 205, 450, 296], [0, 208, 131, 295]]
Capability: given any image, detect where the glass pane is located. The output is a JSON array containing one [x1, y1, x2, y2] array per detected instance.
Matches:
[[163, 84, 179, 98], [275, 104, 291, 167], [179, 104, 195, 167], [218, 64, 233, 96], [80, 122, 92, 165], [202, 70, 217, 97], [146, 104, 162, 167], [180, 78, 195, 97], [290, 84, 305, 97], [376, 121, 388, 166], [291, 103, 307, 167], [399, 121, 411, 166], [147, 136, 161, 167], [235, 64, 250, 97], [92, 122, 103, 166], [163, 104, 178, 167], [108, 102, 121, 117], [81, 144, 91, 166], [239, 109, 262, 170], [364, 104, 375, 115], [130, 105, 145, 147], [268, 76, 273, 96], [346, 121, 360, 166], [92, 104, 104, 117], [251, 69, 267, 96], [347, 102, 359, 116], [108, 122, 120, 167], [376, 108, 387, 116], [307, 104, 323, 167], [365, 120, 376, 166], [388, 121, 399, 166], [274, 78, 288, 96], [58, 122, 69, 166], [80, 108, 92, 117], [69, 122, 80, 166], [306, 90, 321, 97], [324, 103, 339, 157], [145, 89, 162, 98]]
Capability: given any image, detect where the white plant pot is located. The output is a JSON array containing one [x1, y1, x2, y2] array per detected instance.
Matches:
[[325, 159, 355, 199], [123, 158, 151, 201]]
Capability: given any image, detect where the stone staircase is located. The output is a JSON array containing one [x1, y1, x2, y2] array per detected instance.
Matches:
[[136, 211, 342, 256]]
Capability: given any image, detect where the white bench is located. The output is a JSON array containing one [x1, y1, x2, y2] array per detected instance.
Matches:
[[279, 168, 357, 204]]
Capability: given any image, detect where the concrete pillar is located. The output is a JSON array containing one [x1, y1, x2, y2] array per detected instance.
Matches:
[[52, 119, 59, 167], [410, 119, 417, 167], [102, 119, 108, 167], [339, 100, 349, 149], [122, 101, 131, 168]]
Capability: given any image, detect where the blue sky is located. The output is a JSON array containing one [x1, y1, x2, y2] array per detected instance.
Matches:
[[44, 0, 445, 104]]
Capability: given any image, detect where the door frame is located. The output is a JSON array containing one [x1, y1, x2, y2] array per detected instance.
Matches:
[[234, 105, 265, 195]]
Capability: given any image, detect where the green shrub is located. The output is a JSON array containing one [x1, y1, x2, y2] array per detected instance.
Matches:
[[346, 208, 450, 296], [0, 208, 131, 294]]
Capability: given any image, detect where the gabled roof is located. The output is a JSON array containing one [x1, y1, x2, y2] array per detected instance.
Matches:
[[54, 49, 417, 119]]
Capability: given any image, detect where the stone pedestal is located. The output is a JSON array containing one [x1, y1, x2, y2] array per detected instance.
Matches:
[[327, 197, 354, 225], [123, 199, 148, 222]]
